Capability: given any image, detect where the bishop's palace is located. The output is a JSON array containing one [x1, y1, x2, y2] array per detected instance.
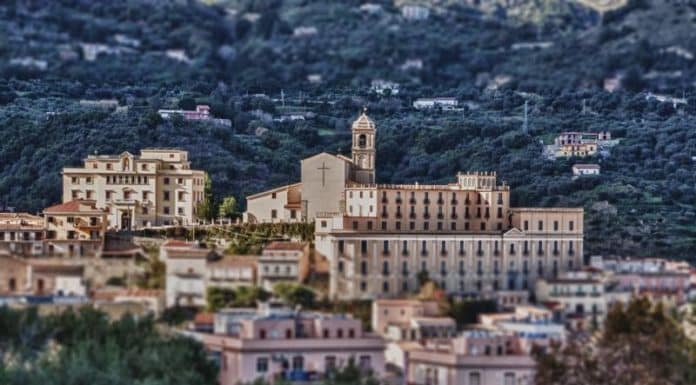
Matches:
[[244, 112, 584, 300]]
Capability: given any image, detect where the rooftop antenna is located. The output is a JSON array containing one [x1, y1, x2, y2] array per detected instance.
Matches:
[[522, 100, 529, 134]]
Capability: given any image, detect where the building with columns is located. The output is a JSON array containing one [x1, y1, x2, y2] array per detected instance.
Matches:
[[62, 148, 205, 229], [245, 112, 584, 300]]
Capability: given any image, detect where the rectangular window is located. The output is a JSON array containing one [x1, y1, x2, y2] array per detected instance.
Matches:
[[271, 209, 277, 219], [381, 221, 387, 230], [163, 177, 170, 185], [470, 372, 481, 385], [256, 358, 268, 373], [523, 220, 529, 231], [163, 207, 170, 215], [163, 191, 170, 201], [538, 221, 543, 231], [352, 221, 358, 230], [554, 221, 559, 231], [367, 221, 373, 230], [569, 221, 574, 231]]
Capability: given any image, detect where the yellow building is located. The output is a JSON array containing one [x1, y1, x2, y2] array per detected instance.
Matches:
[[62, 148, 205, 229], [43, 199, 107, 257], [246, 112, 585, 300]]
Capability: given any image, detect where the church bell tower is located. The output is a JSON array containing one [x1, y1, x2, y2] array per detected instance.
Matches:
[[351, 108, 376, 184]]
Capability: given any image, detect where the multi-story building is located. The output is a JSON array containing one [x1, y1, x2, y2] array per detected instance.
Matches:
[[590, 256, 692, 306], [257, 241, 307, 291], [207, 255, 257, 290], [0, 257, 85, 296], [405, 331, 535, 385], [43, 199, 108, 258], [478, 306, 565, 353], [157, 105, 231, 127], [202, 309, 385, 384], [372, 298, 457, 370], [0, 213, 45, 257], [315, 174, 584, 300], [246, 113, 584, 300], [163, 240, 218, 307], [536, 271, 631, 330], [372, 299, 454, 341], [62, 148, 206, 229]]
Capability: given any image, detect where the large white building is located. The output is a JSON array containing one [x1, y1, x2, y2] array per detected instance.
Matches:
[[246, 113, 584, 300], [62, 148, 206, 229]]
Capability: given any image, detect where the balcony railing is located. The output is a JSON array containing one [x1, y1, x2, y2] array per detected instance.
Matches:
[[451, 199, 458, 205], [437, 199, 444, 205], [395, 198, 403, 204], [409, 198, 417, 205], [409, 212, 416, 219], [423, 199, 430, 205]]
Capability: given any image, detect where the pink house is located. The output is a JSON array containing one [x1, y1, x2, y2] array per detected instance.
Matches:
[[614, 272, 690, 306], [203, 311, 385, 384], [406, 331, 535, 385]]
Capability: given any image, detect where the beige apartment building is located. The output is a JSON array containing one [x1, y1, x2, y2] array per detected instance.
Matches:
[[62, 148, 205, 229], [245, 112, 584, 300], [315, 176, 583, 300]]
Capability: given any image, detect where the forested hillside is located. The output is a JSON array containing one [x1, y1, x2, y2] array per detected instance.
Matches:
[[1, 0, 695, 259]]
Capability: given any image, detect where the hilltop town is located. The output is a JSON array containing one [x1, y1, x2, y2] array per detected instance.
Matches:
[[1, 0, 696, 384], [1, 111, 696, 384]]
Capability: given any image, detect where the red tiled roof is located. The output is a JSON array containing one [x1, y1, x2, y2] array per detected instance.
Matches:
[[264, 241, 305, 251], [162, 239, 195, 248], [44, 199, 105, 214], [194, 312, 214, 325]]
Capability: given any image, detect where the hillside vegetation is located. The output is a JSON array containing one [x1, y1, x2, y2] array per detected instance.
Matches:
[[0, 0, 695, 259]]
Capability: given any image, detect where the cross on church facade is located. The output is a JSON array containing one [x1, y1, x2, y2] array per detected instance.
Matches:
[[318, 162, 330, 187]]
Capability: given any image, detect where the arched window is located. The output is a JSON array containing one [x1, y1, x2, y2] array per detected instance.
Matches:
[[358, 134, 367, 148]]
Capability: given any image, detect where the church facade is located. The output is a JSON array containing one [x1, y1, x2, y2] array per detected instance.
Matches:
[[245, 112, 584, 300], [243, 112, 376, 223]]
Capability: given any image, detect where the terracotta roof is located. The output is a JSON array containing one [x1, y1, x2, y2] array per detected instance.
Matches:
[[264, 241, 305, 251], [194, 312, 214, 325], [44, 199, 106, 214], [162, 239, 195, 248], [116, 288, 164, 298], [32, 264, 84, 275], [208, 255, 257, 268]]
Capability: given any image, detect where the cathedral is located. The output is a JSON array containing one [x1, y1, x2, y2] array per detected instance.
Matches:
[[244, 111, 377, 223], [245, 112, 584, 300]]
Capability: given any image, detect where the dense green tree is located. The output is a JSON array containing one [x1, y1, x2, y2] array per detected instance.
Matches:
[[534, 298, 696, 385], [218, 196, 238, 219], [273, 282, 316, 309]]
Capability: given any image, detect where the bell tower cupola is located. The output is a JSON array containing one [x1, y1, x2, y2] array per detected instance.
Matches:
[[351, 108, 376, 184]]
